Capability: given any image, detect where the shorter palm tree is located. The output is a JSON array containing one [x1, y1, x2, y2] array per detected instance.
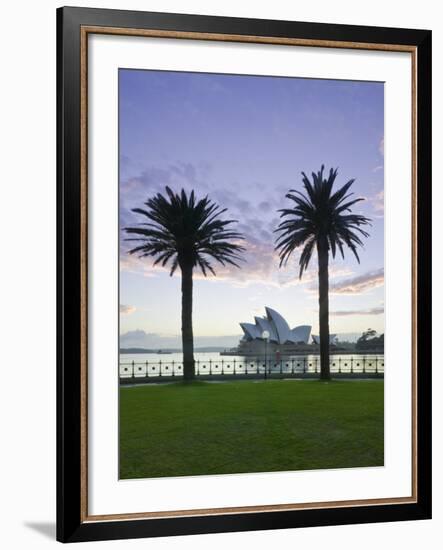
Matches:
[[124, 187, 245, 380], [275, 166, 371, 380]]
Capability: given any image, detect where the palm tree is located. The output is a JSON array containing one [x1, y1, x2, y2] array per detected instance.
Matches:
[[124, 187, 245, 381], [275, 166, 371, 380]]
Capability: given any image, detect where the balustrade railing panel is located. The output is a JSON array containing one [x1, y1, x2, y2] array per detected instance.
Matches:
[[119, 355, 384, 380]]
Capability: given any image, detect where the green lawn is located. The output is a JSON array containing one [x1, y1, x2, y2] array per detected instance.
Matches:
[[119, 379, 384, 479]]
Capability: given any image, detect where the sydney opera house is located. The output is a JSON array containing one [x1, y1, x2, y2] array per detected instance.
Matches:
[[227, 307, 336, 355], [236, 307, 310, 355], [241, 307, 311, 345]]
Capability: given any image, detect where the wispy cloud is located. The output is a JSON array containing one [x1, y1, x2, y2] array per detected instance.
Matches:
[[363, 189, 384, 221], [119, 253, 160, 278], [371, 190, 384, 213], [361, 189, 384, 219], [120, 163, 382, 291], [285, 264, 353, 291], [120, 164, 291, 286], [327, 268, 384, 295], [331, 306, 384, 316], [120, 304, 136, 315], [119, 162, 213, 229]]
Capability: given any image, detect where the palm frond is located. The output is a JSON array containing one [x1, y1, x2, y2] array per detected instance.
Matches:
[[275, 167, 371, 277], [124, 187, 245, 276]]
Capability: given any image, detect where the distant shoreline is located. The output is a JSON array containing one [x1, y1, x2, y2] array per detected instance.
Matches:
[[120, 347, 227, 354], [220, 349, 383, 356], [120, 347, 383, 355]]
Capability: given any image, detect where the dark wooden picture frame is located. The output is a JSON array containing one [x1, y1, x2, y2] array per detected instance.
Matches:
[[57, 6, 432, 543]]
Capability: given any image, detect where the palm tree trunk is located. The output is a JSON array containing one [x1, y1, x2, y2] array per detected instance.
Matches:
[[181, 263, 195, 381], [317, 237, 331, 380]]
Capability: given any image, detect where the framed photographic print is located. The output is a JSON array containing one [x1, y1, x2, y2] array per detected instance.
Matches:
[[57, 6, 432, 543]]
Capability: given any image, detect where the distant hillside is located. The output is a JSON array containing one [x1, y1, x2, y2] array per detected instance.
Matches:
[[120, 347, 227, 354], [120, 348, 174, 354], [119, 329, 241, 349]]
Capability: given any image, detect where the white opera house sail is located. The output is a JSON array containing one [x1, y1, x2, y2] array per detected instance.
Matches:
[[232, 307, 314, 356]]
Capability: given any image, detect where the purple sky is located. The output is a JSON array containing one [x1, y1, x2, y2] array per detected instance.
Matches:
[[119, 69, 384, 347]]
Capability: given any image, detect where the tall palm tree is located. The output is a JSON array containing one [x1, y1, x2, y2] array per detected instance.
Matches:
[[275, 166, 371, 380], [124, 187, 244, 381]]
